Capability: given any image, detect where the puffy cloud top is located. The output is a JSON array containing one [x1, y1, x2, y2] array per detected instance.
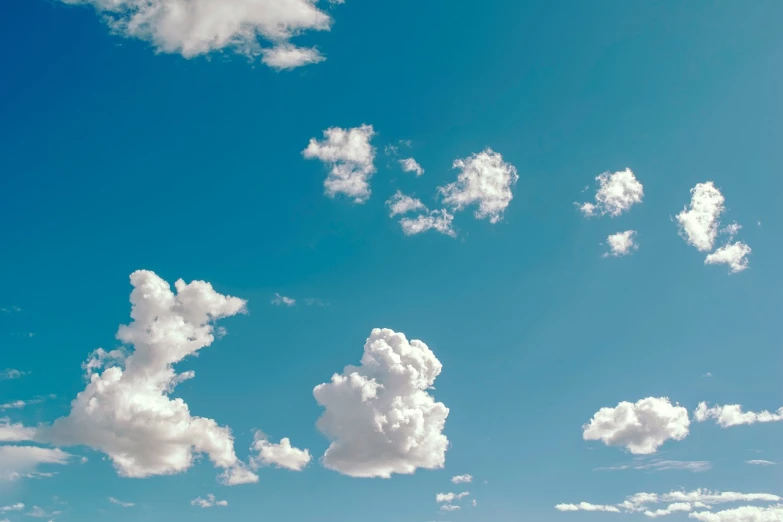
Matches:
[[676, 182, 725, 252], [580, 169, 644, 217]]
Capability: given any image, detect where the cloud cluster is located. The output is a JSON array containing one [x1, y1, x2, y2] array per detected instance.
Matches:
[[249, 432, 311, 471], [313, 328, 449, 478], [191, 494, 228, 508], [42, 270, 257, 484], [272, 293, 296, 306], [303, 125, 377, 203], [604, 230, 638, 257], [59, 0, 343, 69], [704, 242, 752, 274], [399, 209, 456, 237], [439, 148, 518, 223], [694, 403, 783, 428], [451, 474, 473, 484], [582, 397, 690, 454], [580, 169, 644, 217], [0, 369, 26, 381], [386, 191, 426, 217]]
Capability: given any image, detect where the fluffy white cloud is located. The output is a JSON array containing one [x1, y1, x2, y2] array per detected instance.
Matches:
[[439, 148, 518, 223], [704, 242, 751, 274], [0, 504, 23, 513], [437, 492, 470, 503], [399, 158, 424, 176], [580, 168, 644, 217], [386, 191, 426, 217], [108, 497, 134, 508], [451, 474, 473, 484], [250, 433, 311, 471], [644, 503, 694, 518], [303, 125, 377, 203], [555, 503, 621, 513], [690, 505, 783, 522], [583, 397, 690, 454], [694, 403, 783, 427], [0, 418, 36, 442], [313, 328, 449, 478], [399, 210, 456, 237], [191, 494, 228, 508], [42, 270, 257, 484], [604, 230, 638, 257], [261, 44, 325, 70], [59, 0, 342, 69], [272, 293, 296, 306], [0, 446, 71, 481], [676, 182, 725, 252]]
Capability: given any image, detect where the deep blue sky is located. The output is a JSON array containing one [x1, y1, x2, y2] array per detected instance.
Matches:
[[1, 1, 782, 521]]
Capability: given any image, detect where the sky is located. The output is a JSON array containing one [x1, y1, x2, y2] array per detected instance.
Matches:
[[0, 0, 782, 521]]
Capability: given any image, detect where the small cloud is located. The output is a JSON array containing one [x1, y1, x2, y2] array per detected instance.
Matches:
[[191, 494, 228, 508], [746, 460, 776, 466], [603, 230, 638, 258], [702, 372, 712, 378], [399, 157, 424, 176], [303, 298, 328, 307], [440, 505, 460, 512], [0, 369, 27, 381], [25, 505, 61, 518], [108, 497, 134, 508], [704, 242, 751, 274], [579, 168, 644, 217], [0, 306, 21, 313], [271, 293, 296, 307], [451, 474, 473, 484], [596, 458, 711, 473]]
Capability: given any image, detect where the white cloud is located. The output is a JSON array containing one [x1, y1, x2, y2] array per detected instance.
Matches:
[[439, 148, 518, 223], [261, 44, 325, 70], [0, 504, 24, 512], [604, 230, 638, 257], [190, 494, 228, 508], [676, 182, 725, 252], [26, 505, 61, 518], [598, 459, 711, 473], [579, 168, 644, 217], [58, 0, 342, 69], [303, 125, 377, 203], [386, 190, 426, 217], [694, 403, 783, 427], [690, 505, 783, 522], [721, 222, 742, 239], [0, 418, 36, 442], [399, 158, 424, 176], [451, 474, 473, 484], [250, 433, 311, 471], [0, 369, 26, 381], [583, 397, 690, 454], [437, 492, 470, 503], [555, 503, 621, 513], [440, 504, 460, 512], [108, 497, 134, 508], [644, 502, 695, 518], [41, 270, 257, 484], [272, 293, 296, 306], [1, 399, 44, 410], [747, 460, 776, 466], [399, 210, 456, 237], [704, 242, 751, 274], [313, 328, 449, 478]]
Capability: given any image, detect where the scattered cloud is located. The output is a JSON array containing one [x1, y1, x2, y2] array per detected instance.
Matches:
[[303, 124, 377, 203], [25, 505, 61, 518], [579, 168, 644, 217], [604, 230, 638, 257], [0, 504, 24, 512], [690, 505, 783, 522], [746, 460, 776, 466], [704, 242, 751, 274], [676, 182, 725, 252], [40, 271, 257, 484], [451, 474, 473, 484], [313, 328, 449, 478], [597, 458, 711, 473], [436, 492, 470, 503], [0, 306, 21, 313], [399, 158, 424, 176], [304, 298, 328, 307], [0, 369, 27, 381], [57, 0, 342, 69], [108, 497, 134, 508], [387, 191, 427, 217], [272, 293, 296, 307], [190, 494, 228, 508], [582, 397, 690, 454], [399, 210, 456, 237], [440, 504, 460, 512], [694, 402, 783, 427], [721, 222, 742, 239], [439, 148, 518, 223], [0, 418, 36, 442], [555, 503, 621, 513], [249, 432, 311, 471]]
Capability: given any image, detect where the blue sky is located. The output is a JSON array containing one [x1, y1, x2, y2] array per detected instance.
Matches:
[[1, 0, 782, 521]]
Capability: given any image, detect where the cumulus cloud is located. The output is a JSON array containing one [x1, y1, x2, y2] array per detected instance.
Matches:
[[272, 293, 296, 306], [604, 230, 638, 257], [676, 182, 725, 252], [386, 191, 427, 217], [694, 403, 783, 428], [555, 503, 621, 513], [582, 397, 690, 454], [399, 210, 456, 237], [0, 504, 24, 513], [439, 148, 518, 223], [0, 446, 72, 481], [0, 369, 26, 381], [0, 418, 36, 442], [249, 432, 311, 471], [579, 169, 644, 217], [399, 158, 424, 176], [644, 502, 695, 518], [689, 505, 783, 522], [437, 492, 470, 503], [704, 242, 751, 274], [41, 270, 257, 484], [191, 494, 228, 508], [108, 497, 134, 508], [313, 328, 449, 478], [58, 0, 342, 69], [303, 125, 377, 203], [451, 474, 473, 484]]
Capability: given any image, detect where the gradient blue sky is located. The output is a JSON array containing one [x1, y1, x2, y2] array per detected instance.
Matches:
[[1, 1, 782, 521]]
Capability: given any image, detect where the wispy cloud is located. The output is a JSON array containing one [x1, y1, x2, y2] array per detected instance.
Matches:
[[271, 293, 296, 307], [108, 497, 134, 508], [596, 459, 711, 473]]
